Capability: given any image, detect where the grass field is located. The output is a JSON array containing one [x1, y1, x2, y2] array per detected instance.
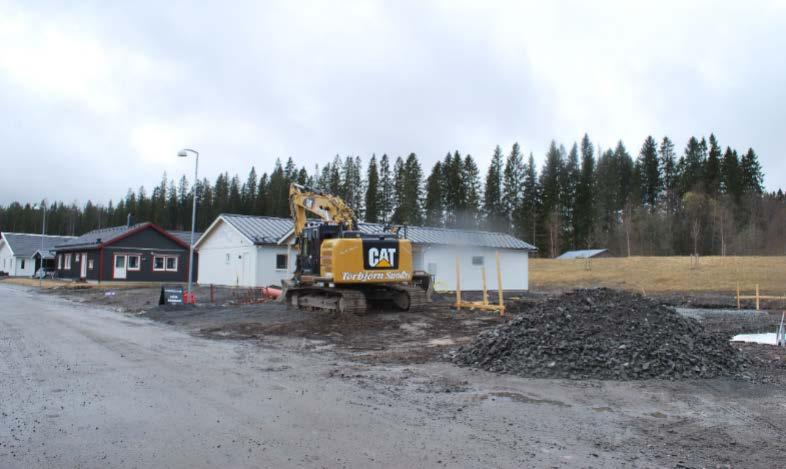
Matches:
[[530, 256, 786, 295]]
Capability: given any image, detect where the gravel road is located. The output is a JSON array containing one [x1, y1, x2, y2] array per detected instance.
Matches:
[[2, 283, 785, 468]]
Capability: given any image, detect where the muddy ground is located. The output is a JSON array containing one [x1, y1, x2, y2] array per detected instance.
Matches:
[[25, 282, 786, 466], [45, 283, 786, 378]]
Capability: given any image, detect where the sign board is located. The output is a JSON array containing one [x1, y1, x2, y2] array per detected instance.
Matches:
[[159, 285, 184, 305]]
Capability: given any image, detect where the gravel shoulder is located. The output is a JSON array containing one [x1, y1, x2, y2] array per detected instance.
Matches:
[[3, 282, 785, 467]]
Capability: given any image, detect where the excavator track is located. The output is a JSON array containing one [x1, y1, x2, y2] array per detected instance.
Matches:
[[388, 285, 429, 312], [285, 285, 429, 315], [286, 287, 367, 315]]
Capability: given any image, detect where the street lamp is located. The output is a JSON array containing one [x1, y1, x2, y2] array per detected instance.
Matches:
[[32, 200, 46, 287], [178, 148, 199, 301]]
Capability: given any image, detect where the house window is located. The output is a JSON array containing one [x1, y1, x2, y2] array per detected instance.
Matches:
[[21, 259, 25, 270], [64, 254, 71, 269], [472, 256, 484, 266], [225, 253, 230, 265], [276, 254, 288, 270], [153, 255, 178, 272], [74, 255, 79, 263], [427, 262, 438, 275], [127, 255, 141, 271], [88, 259, 94, 270]]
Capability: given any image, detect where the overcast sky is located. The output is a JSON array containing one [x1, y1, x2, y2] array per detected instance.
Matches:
[[1, 0, 784, 205]]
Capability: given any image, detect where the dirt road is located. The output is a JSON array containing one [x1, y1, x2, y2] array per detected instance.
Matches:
[[1, 284, 785, 467]]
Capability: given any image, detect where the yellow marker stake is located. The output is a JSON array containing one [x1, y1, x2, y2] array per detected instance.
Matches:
[[481, 264, 488, 305], [455, 256, 461, 312], [496, 251, 504, 316]]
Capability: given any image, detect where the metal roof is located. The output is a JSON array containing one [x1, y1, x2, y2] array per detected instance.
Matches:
[[55, 224, 148, 249], [211, 214, 536, 250], [557, 249, 609, 259], [357, 223, 536, 250], [169, 230, 203, 246], [0, 233, 77, 257], [218, 214, 295, 245]]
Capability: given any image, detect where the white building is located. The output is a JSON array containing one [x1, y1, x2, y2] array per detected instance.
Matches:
[[195, 214, 536, 291], [0, 232, 77, 277], [194, 215, 296, 287]]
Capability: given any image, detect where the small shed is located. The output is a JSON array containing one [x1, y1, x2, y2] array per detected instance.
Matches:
[[0, 232, 76, 276], [53, 219, 200, 282], [557, 249, 612, 260]]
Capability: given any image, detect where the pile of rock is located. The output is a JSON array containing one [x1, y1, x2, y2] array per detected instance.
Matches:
[[452, 289, 747, 380]]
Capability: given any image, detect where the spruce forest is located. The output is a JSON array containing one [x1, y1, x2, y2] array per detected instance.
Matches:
[[1, 134, 783, 257]]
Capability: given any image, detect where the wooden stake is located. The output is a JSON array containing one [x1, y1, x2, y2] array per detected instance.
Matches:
[[496, 251, 504, 316], [481, 264, 488, 305], [756, 284, 760, 311], [455, 256, 461, 312]]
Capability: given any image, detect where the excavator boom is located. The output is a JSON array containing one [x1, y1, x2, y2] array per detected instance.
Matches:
[[289, 183, 356, 236]]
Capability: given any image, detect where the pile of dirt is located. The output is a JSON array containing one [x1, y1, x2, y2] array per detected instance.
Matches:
[[452, 289, 748, 380]]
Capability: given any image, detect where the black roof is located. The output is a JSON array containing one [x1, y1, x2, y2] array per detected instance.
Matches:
[[55, 223, 193, 250], [0, 233, 77, 257]]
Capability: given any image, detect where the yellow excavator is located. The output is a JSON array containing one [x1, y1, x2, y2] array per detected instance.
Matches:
[[283, 183, 432, 314]]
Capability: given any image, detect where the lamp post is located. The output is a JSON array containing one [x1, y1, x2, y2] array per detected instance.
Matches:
[[178, 148, 199, 301], [33, 200, 46, 287]]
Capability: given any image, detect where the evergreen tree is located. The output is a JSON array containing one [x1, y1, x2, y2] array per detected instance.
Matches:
[[540, 141, 564, 257], [740, 148, 764, 194], [461, 154, 482, 229], [614, 141, 635, 209], [424, 161, 444, 226], [391, 156, 406, 223], [720, 147, 741, 199], [705, 134, 722, 196], [502, 143, 525, 233], [574, 134, 595, 248], [560, 143, 580, 249], [256, 173, 269, 214], [365, 155, 380, 223], [680, 136, 705, 194], [393, 154, 423, 225], [638, 136, 661, 209], [659, 136, 678, 215], [267, 160, 288, 217], [378, 154, 393, 224], [519, 153, 541, 246], [442, 151, 465, 227], [328, 155, 342, 196], [229, 175, 242, 213], [242, 167, 257, 212], [483, 145, 505, 229]]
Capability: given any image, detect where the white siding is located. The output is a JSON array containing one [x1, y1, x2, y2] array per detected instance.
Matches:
[[0, 241, 14, 275], [255, 245, 296, 287], [421, 246, 528, 292], [196, 221, 258, 287], [15, 257, 35, 277], [0, 241, 36, 277]]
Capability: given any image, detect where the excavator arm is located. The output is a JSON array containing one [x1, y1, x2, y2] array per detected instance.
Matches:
[[289, 183, 356, 236]]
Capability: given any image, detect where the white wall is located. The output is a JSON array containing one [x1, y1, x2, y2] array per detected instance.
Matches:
[[421, 246, 529, 292], [255, 245, 295, 287], [196, 220, 257, 287], [14, 257, 35, 277], [0, 241, 36, 277], [0, 241, 14, 275]]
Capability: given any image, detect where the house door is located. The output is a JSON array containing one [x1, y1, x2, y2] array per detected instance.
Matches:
[[114, 255, 127, 279], [80, 253, 87, 279]]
